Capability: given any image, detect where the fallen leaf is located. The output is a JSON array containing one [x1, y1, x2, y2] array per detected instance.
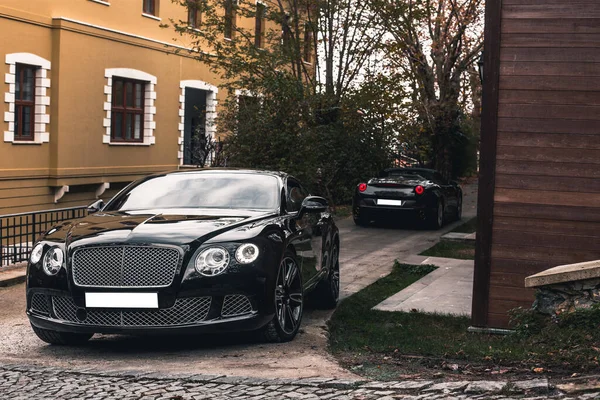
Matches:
[[491, 369, 509, 375]]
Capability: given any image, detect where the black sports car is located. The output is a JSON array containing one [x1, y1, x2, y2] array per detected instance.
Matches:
[[26, 169, 340, 345], [352, 168, 462, 229]]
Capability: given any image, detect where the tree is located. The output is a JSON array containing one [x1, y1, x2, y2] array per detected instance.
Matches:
[[375, 0, 484, 178], [169, 0, 385, 107], [164, 0, 395, 205]]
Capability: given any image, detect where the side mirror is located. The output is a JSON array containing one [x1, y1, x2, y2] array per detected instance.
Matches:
[[299, 196, 328, 216], [87, 199, 105, 214], [451, 180, 460, 187]]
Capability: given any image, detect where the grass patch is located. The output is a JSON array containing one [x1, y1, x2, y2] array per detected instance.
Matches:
[[328, 262, 600, 380], [451, 216, 477, 233], [419, 241, 475, 260]]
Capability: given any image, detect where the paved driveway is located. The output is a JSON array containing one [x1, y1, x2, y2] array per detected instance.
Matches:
[[0, 185, 477, 380]]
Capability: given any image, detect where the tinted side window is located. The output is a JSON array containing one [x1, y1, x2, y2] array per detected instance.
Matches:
[[286, 180, 308, 212]]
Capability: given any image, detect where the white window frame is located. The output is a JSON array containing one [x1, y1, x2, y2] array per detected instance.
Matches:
[[103, 68, 157, 146], [178, 80, 218, 165], [4, 53, 51, 144], [235, 89, 264, 106]]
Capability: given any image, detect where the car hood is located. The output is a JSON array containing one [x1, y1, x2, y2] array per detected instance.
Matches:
[[43, 208, 278, 248]]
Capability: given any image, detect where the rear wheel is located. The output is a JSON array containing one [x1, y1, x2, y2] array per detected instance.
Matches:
[[353, 207, 370, 226], [427, 200, 444, 230], [31, 324, 92, 345], [455, 195, 463, 221], [313, 243, 340, 309], [261, 252, 304, 343]]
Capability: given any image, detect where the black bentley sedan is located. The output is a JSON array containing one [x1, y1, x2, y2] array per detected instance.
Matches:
[[352, 168, 462, 229], [26, 170, 340, 345]]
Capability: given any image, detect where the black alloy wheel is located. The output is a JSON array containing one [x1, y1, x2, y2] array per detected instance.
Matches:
[[31, 324, 93, 345], [262, 251, 303, 342], [428, 200, 444, 230], [313, 243, 340, 309]]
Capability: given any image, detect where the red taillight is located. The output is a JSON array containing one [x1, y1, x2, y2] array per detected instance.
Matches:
[[415, 185, 424, 195], [358, 183, 367, 192]]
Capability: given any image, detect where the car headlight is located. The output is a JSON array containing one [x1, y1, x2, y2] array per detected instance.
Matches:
[[235, 243, 259, 264], [30, 243, 44, 264], [42, 247, 64, 276], [195, 247, 230, 276]]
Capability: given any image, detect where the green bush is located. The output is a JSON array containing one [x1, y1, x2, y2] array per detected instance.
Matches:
[[218, 76, 397, 206]]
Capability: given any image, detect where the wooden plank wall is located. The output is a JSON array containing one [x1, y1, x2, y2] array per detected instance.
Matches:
[[489, 0, 600, 327]]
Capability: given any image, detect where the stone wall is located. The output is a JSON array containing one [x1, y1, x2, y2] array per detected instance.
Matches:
[[533, 278, 600, 315], [526, 260, 600, 316]]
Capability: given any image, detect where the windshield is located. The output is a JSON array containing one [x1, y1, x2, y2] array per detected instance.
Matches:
[[105, 173, 280, 211], [388, 174, 424, 181], [384, 169, 433, 181]]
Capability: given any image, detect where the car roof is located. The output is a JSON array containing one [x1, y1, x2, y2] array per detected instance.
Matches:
[[150, 168, 291, 180], [384, 167, 437, 174]]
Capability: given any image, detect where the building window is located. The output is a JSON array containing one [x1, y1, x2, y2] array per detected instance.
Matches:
[[14, 64, 37, 141], [143, 0, 157, 15], [224, 0, 236, 39], [178, 80, 219, 165], [187, 1, 201, 28], [239, 95, 261, 113], [103, 68, 156, 146], [4, 53, 51, 144], [255, 3, 266, 48], [303, 23, 312, 63], [111, 78, 145, 143]]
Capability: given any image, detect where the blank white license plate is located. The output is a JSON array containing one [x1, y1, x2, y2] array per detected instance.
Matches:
[[378, 199, 404, 206], [85, 292, 158, 309]]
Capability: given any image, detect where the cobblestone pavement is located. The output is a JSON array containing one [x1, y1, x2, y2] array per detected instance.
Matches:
[[1, 365, 599, 400]]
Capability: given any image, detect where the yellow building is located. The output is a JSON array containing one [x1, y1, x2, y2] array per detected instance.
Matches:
[[0, 0, 281, 214]]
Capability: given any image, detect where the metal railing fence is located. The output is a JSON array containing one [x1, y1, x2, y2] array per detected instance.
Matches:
[[0, 206, 87, 267]]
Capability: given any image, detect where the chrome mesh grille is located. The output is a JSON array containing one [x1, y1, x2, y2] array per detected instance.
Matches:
[[72, 246, 180, 288], [221, 295, 254, 317], [53, 296, 121, 326], [52, 296, 211, 327], [122, 298, 212, 326], [30, 293, 50, 315]]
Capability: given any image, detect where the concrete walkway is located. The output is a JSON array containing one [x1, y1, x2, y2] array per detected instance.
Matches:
[[373, 255, 474, 316]]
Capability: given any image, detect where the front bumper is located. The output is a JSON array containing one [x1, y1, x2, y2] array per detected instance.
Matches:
[[27, 289, 273, 335], [26, 238, 283, 336]]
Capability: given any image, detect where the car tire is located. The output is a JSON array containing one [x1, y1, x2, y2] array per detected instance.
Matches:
[[455, 194, 463, 221], [427, 200, 444, 230], [262, 251, 304, 343], [31, 324, 93, 345], [353, 207, 370, 226], [312, 243, 340, 309]]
